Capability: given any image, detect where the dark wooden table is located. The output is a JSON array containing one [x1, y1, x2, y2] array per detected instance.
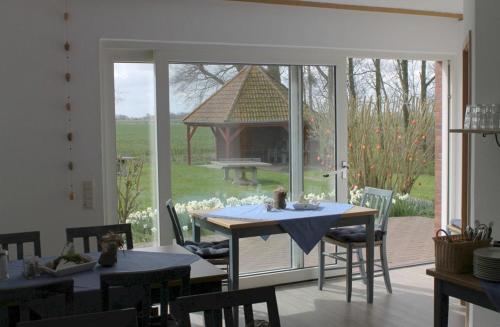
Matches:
[[1, 245, 226, 325], [427, 268, 497, 327]]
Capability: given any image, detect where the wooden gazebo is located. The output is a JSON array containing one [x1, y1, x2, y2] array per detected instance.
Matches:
[[183, 66, 290, 165]]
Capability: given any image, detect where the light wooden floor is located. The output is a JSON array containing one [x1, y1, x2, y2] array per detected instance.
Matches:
[[190, 265, 466, 327]]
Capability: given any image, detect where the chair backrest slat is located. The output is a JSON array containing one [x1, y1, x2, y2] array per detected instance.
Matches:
[[166, 200, 185, 246], [360, 187, 393, 232], [16, 243, 24, 260], [66, 224, 133, 253], [100, 266, 190, 327], [16, 308, 138, 327], [0, 232, 41, 260], [171, 286, 281, 327], [83, 237, 91, 253], [223, 307, 235, 327], [243, 303, 255, 326]]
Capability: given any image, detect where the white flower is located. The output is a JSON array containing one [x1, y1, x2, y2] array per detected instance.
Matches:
[[182, 225, 189, 231]]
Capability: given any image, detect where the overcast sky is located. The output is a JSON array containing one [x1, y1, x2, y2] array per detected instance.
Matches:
[[114, 63, 186, 117]]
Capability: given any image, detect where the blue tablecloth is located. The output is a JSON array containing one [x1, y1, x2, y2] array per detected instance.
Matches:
[[480, 279, 500, 312], [209, 202, 354, 254], [0, 250, 199, 292], [0, 250, 200, 316]]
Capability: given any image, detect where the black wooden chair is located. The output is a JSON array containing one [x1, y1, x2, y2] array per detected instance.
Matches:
[[171, 286, 281, 327], [0, 232, 41, 260], [100, 266, 191, 327], [318, 187, 394, 302], [0, 279, 73, 327], [66, 223, 133, 253], [16, 308, 138, 327], [166, 200, 229, 267]]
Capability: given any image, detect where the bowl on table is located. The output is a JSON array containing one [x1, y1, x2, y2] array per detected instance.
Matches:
[[39, 254, 97, 277], [292, 202, 320, 210]]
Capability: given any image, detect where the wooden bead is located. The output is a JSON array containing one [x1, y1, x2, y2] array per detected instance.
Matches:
[[64, 42, 70, 51], [67, 132, 73, 142], [65, 73, 71, 82], [64, 12, 69, 21], [69, 191, 75, 200], [68, 161, 74, 170], [65, 102, 71, 111]]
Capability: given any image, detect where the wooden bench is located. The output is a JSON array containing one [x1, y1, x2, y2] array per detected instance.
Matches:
[[210, 158, 271, 185]]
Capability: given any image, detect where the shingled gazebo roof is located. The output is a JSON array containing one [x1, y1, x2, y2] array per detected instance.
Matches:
[[183, 66, 289, 126]]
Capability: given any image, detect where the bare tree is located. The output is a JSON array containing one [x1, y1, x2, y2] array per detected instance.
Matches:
[[420, 60, 435, 106], [397, 59, 410, 129], [373, 59, 385, 150], [348, 58, 357, 102]]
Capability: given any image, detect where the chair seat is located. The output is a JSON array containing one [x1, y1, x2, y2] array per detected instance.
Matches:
[[183, 240, 229, 259], [325, 226, 385, 243]]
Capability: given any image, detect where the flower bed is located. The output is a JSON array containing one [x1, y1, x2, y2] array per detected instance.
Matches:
[[126, 190, 433, 242]]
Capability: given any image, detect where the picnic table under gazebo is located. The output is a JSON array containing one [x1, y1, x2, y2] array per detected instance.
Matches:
[[182, 66, 290, 168]]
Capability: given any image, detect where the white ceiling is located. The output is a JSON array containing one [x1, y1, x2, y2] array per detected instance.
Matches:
[[299, 0, 463, 13]]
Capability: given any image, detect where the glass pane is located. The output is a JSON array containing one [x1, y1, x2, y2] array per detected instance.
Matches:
[[114, 63, 159, 247], [169, 64, 292, 273], [301, 65, 338, 268], [347, 58, 437, 267]]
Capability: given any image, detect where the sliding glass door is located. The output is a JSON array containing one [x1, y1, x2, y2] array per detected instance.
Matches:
[[102, 49, 343, 276], [169, 64, 293, 273], [112, 61, 159, 247]]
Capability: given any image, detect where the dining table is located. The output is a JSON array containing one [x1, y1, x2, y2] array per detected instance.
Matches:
[[191, 202, 378, 303], [0, 244, 227, 317]]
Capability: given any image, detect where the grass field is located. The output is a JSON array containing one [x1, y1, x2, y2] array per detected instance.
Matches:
[[116, 120, 435, 211]]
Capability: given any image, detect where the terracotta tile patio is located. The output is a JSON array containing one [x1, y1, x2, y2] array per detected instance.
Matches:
[[203, 216, 435, 274]]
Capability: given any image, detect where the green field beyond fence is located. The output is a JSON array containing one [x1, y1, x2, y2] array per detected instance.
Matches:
[[116, 120, 435, 217]]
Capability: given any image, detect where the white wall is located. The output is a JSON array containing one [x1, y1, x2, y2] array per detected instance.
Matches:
[[0, 0, 461, 255], [466, 0, 500, 325]]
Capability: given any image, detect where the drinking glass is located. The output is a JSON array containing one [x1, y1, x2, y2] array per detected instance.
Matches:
[[478, 104, 487, 129], [485, 105, 495, 129], [470, 105, 479, 129], [493, 104, 500, 129], [464, 105, 472, 129]]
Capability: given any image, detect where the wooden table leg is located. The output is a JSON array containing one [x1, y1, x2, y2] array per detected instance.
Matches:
[[434, 279, 449, 327], [192, 220, 201, 243], [250, 167, 258, 185], [366, 215, 375, 304], [229, 233, 240, 326]]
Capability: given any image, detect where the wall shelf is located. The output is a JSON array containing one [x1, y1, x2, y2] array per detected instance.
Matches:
[[449, 128, 500, 147], [449, 128, 500, 134]]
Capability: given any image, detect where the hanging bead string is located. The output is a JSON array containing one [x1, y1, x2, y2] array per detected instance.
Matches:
[[64, 0, 75, 200]]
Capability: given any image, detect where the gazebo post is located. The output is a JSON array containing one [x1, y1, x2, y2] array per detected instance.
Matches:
[[186, 125, 198, 165], [187, 125, 192, 165], [224, 127, 231, 158]]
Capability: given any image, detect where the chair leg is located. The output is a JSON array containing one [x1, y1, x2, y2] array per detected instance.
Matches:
[[380, 241, 392, 294], [318, 240, 325, 290], [357, 248, 367, 285], [346, 244, 352, 303]]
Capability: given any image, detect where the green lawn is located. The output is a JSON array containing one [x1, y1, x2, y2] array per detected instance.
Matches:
[[410, 174, 435, 201], [116, 120, 435, 210]]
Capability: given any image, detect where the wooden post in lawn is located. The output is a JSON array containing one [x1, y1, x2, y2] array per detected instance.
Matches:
[[187, 125, 192, 165], [225, 127, 231, 158], [187, 125, 198, 165]]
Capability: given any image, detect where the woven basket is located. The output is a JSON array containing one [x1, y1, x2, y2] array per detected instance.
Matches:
[[434, 229, 491, 274]]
